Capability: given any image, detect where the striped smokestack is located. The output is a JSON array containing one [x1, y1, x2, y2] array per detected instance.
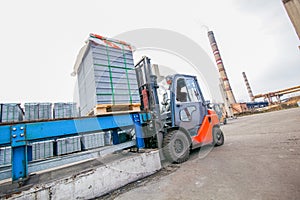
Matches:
[[208, 31, 236, 104], [242, 72, 254, 102]]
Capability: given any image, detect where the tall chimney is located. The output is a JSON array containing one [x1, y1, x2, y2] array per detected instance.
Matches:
[[208, 31, 236, 104], [242, 72, 254, 102], [219, 78, 234, 118], [282, 0, 300, 40]]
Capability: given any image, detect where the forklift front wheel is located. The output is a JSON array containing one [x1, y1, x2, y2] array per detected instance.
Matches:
[[213, 127, 224, 146], [162, 129, 190, 163]]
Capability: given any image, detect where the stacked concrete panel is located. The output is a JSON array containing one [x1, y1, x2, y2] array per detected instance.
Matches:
[[24, 103, 52, 121], [53, 103, 78, 119], [0, 103, 23, 123], [0, 146, 11, 166], [73, 34, 140, 115], [38, 103, 52, 120], [56, 136, 81, 155], [81, 132, 105, 150], [24, 103, 39, 120], [30, 140, 54, 161]]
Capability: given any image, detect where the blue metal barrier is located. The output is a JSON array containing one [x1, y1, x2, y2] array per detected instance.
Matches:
[[0, 112, 151, 182]]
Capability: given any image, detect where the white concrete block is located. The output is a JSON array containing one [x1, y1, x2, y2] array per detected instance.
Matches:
[[7, 150, 161, 200]]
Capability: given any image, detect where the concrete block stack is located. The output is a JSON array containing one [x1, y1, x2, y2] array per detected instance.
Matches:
[[0, 146, 11, 166], [56, 136, 81, 155], [53, 102, 78, 119], [0, 103, 23, 123], [81, 132, 105, 150], [73, 33, 140, 115], [24, 103, 52, 121], [30, 140, 54, 161]]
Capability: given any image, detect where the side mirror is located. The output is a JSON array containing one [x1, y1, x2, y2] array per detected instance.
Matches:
[[208, 104, 213, 109], [205, 100, 213, 109]]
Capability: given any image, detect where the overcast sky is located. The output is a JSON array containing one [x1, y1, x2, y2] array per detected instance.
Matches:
[[0, 0, 299, 104]]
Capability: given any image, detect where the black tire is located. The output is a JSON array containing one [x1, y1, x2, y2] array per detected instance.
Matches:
[[223, 118, 227, 125], [162, 129, 191, 163], [213, 127, 224, 146]]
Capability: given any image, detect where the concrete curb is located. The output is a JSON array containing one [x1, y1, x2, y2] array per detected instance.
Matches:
[[8, 151, 161, 200]]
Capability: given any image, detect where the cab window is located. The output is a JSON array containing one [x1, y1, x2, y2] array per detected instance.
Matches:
[[176, 78, 189, 102], [185, 78, 201, 102]]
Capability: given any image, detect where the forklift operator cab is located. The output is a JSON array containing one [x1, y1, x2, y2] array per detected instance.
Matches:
[[171, 75, 207, 137]]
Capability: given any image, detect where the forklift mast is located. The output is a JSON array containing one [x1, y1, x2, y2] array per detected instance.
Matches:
[[134, 56, 163, 146], [135, 56, 160, 116]]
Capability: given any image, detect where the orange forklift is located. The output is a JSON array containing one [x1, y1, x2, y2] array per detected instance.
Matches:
[[135, 56, 224, 163]]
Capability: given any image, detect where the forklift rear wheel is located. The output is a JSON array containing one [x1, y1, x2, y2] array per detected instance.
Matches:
[[213, 127, 224, 146], [162, 129, 190, 163]]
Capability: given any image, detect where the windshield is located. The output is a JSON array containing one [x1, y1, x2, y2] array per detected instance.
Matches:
[[157, 78, 171, 113]]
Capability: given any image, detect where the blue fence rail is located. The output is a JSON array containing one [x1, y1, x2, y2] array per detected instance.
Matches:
[[0, 112, 150, 182]]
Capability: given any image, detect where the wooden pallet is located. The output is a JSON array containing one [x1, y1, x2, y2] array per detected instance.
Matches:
[[88, 103, 141, 116]]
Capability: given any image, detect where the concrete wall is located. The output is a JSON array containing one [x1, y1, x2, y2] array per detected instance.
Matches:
[[8, 151, 161, 200]]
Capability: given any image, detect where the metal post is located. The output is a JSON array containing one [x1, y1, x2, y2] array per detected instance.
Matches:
[[111, 129, 120, 145], [10, 124, 28, 182], [132, 113, 145, 148]]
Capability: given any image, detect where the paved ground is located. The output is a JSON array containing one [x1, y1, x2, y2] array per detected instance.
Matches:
[[104, 108, 300, 200]]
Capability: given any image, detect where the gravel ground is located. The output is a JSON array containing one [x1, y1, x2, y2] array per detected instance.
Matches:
[[100, 107, 300, 200]]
